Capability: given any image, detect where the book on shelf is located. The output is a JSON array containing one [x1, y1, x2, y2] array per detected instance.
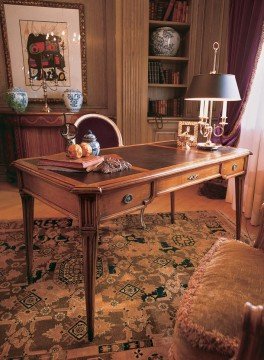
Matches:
[[156, 0, 168, 20], [172, 1, 188, 23], [149, 61, 174, 84], [152, 0, 188, 23], [163, 0, 176, 20], [172, 71, 180, 84], [149, 0, 175, 21], [149, 61, 181, 85], [159, 62, 166, 83], [149, 0, 156, 20], [148, 97, 184, 117], [38, 152, 104, 170], [149, 0, 189, 23], [148, 61, 163, 83], [182, 1, 188, 22]]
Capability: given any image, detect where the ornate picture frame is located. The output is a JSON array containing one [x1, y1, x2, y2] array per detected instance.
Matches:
[[0, 0, 87, 102], [177, 121, 198, 147]]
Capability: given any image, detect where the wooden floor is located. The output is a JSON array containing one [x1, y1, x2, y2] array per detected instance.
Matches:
[[0, 182, 259, 241]]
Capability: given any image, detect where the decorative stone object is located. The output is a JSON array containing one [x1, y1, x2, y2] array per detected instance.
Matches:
[[6, 87, 28, 112], [82, 130, 100, 156], [150, 27, 181, 56], [94, 157, 132, 174], [63, 89, 83, 112], [67, 144, 83, 159]]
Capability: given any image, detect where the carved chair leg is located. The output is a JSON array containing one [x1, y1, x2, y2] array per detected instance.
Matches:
[[236, 302, 264, 360]]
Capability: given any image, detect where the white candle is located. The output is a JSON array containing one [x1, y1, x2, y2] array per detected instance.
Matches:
[[203, 100, 209, 118], [222, 100, 227, 118], [199, 100, 204, 118]]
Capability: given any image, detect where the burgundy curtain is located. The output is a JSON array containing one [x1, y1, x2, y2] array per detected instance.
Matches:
[[222, 0, 264, 146]]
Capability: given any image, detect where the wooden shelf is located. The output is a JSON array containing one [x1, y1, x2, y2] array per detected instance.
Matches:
[[149, 20, 190, 31], [148, 56, 188, 62], [148, 83, 187, 88]]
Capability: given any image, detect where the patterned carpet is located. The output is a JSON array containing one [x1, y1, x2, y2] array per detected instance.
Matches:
[[0, 211, 248, 359]]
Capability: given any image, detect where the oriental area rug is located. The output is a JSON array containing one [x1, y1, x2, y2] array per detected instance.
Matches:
[[0, 211, 248, 359]]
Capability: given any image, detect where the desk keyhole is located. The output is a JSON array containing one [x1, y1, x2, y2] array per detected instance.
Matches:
[[123, 194, 133, 204]]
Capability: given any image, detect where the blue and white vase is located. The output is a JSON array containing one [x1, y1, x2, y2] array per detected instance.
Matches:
[[6, 87, 28, 113], [150, 27, 181, 56], [63, 89, 83, 112]]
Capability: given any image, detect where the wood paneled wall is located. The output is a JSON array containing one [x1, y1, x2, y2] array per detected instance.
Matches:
[[185, 0, 230, 118], [115, 0, 149, 145], [0, 0, 116, 116]]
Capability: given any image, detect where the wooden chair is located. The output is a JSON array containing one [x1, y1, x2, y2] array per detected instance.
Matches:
[[235, 302, 264, 360], [73, 113, 148, 227], [169, 204, 264, 360], [74, 113, 123, 148]]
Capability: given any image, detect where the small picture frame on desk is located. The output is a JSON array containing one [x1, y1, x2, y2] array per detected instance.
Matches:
[[177, 121, 198, 148], [0, 0, 87, 103]]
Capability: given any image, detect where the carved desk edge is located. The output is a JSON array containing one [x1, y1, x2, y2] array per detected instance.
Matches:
[[13, 145, 252, 195]]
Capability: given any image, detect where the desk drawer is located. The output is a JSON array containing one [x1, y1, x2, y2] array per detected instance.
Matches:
[[221, 158, 245, 177], [157, 164, 220, 194], [100, 183, 151, 217]]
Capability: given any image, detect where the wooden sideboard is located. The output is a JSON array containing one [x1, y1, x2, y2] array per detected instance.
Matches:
[[0, 111, 118, 182], [0, 111, 80, 182]]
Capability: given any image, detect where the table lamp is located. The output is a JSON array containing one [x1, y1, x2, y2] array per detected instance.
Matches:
[[185, 42, 241, 150]]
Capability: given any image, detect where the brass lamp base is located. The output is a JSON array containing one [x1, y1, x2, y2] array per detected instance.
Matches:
[[197, 142, 220, 151]]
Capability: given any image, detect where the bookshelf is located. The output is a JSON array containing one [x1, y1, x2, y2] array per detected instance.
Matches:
[[148, 0, 191, 122], [116, 0, 229, 144]]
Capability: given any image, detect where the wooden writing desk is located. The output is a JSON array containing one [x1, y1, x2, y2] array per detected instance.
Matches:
[[13, 141, 251, 341]]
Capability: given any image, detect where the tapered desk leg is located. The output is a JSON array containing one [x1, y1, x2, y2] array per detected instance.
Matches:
[[81, 228, 98, 342], [235, 175, 244, 240], [20, 191, 34, 284], [170, 192, 175, 224]]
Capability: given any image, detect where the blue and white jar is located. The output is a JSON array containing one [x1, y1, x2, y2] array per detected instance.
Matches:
[[6, 87, 28, 113], [150, 27, 181, 56], [63, 89, 83, 112], [82, 130, 100, 156]]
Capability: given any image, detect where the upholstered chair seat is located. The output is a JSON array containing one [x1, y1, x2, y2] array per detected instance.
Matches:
[[169, 236, 264, 360]]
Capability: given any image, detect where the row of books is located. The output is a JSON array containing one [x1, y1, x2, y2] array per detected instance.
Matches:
[[149, 0, 189, 23], [149, 0, 168, 21], [148, 97, 184, 117], [149, 61, 181, 84], [163, 0, 189, 22]]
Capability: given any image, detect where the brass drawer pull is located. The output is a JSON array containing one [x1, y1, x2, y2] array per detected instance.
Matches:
[[187, 174, 199, 181], [122, 194, 133, 204], [232, 164, 238, 171]]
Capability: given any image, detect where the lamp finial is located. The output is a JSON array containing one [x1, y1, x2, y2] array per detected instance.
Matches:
[[210, 42, 220, 74]]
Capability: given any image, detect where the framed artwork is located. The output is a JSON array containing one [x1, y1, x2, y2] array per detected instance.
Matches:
[[0, 0, 87, 102], [177, 121, 198, 147]]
